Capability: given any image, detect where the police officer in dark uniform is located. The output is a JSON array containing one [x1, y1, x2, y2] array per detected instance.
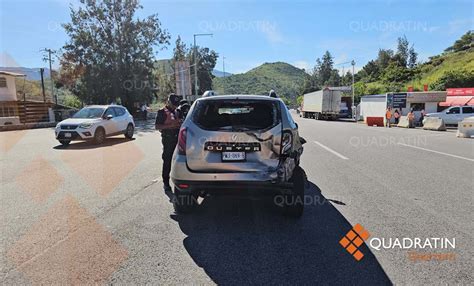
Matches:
[[155, 94, 182, 191]]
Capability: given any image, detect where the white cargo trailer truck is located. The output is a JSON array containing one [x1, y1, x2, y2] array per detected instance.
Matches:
[[301, 88, 342, 120]]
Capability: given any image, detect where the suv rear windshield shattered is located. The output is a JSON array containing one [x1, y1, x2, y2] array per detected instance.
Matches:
[[192, 100, 279, 131]]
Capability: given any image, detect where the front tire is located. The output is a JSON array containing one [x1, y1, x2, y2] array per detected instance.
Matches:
[[173, 187, 198, 213], [94, 127, 106, 144], [125, 124, 134, 139], [283, 166, 305, 218]]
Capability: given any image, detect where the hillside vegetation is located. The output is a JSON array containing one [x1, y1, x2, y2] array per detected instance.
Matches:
[[411, 49, 474, 89], [212, 62, 306, 101], [213, 32, 473, 106], [357, 31, 473, 98]]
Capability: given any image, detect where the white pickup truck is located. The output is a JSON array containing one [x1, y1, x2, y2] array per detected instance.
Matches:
[[425, 105, 474, 125]]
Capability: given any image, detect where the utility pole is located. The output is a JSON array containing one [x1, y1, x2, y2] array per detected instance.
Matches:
[[351, 60, 356, 121], [193, 33, 213, 98], [40, 68, 46, 103], [222, 56, 226, 94], [342, 65, 345, 86], [42, 48, 56, 105]]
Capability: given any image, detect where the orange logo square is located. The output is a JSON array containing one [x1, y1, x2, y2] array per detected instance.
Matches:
[[339, 224, 370, 261]]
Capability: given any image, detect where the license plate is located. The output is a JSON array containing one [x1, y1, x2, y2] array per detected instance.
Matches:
[[222, 151, 245, 161], [64, 133, 72, 138]]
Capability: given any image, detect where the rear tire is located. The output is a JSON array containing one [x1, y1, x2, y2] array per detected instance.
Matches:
[[283, 166, 305, 218], [124, 124, 134, 139], [59, 140, 70, 146], [94, 127, 106, 144], [173, 187, 198, 213]]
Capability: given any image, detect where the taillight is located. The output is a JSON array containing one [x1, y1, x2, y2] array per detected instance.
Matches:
[[178, 127, 187, 155], [281, 131, 293, 155]]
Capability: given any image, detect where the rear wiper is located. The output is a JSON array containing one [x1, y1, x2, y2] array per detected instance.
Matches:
[[217, 126, 233, 131], [233, 127, 251, 132]]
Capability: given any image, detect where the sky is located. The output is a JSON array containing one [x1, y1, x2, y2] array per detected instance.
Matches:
[[0, 0, 472, 74]]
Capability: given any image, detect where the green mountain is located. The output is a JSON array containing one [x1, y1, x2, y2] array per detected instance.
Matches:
[[212, 62, 306, 101]]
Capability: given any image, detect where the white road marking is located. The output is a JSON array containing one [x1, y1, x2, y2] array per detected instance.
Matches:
[[398, 143, 474, 162], [313, 141, 349, 160]]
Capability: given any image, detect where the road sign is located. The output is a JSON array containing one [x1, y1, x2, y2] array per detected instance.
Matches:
[[390, 93, 407, 108], [174, 61, 192, 99]]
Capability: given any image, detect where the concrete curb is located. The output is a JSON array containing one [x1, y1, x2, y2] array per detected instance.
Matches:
[[0, 122, 56, 132]]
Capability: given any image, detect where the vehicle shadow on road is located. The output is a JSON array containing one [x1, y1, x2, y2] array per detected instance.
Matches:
[[134, 119, 158, 135], [53, 137, 135, 150], [170, 178, 391, 284]]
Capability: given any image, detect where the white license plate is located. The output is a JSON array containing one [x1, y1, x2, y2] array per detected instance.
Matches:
[[222, 151, 245, 161], [64, 133, 72, 138]]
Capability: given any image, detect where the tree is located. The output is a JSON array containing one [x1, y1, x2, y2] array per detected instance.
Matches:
[[408, 45, 418, 68], [444, 31, 473, 52], [173, 36, 188, 61], [296, 95, 303, 106], [189, 47, 218, 95], [361, 60, 379, 81], [319, 51, 334, 85], [61, 0, 170, 111], [312, 58, 322, 87], [353, 81, 367, 102], [154, 61, 175, 103], [156, 35, 189, 102], [396, 35, 409, 67], [366, 84, 383, 95], [381, 62, 412, 83], [300, 72, 318, 95], [376, 49, 394, 69], [326, 69, 341, 86]]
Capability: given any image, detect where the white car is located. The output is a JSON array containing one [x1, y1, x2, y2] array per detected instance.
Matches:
[[55, 105, 135, 146], [425, 105, 474, 125]]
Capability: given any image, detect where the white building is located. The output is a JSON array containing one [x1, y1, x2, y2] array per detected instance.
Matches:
[[0, 71, 25, 125], [0, 71, 25, 101], [359, 91, 447, 123]]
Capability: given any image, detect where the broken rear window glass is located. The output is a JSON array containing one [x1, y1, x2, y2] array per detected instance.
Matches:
[[192, 100, 279, 131]]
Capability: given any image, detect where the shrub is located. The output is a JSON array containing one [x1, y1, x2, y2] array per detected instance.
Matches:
[[429, 69, 474, 90]]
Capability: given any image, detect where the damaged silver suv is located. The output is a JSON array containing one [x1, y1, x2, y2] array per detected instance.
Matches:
[[171, 94, 305, 217]]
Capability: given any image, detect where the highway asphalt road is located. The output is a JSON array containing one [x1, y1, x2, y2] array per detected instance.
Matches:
[[1, 115, 472, 284]]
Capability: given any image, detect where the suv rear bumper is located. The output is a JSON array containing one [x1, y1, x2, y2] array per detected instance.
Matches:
[[172, 179, 293, 195], [171, 154, 293, 195]]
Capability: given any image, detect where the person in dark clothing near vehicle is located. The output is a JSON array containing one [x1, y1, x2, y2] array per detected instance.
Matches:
[[419, 109, 426, 126], [269, 89, 278, 98], [176, 99, 191, 119], [394, 109, 400, 124], [155, 94, 182, 191]]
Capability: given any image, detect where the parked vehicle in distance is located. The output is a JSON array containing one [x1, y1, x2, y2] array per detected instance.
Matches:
[[425, 105, 474, 125], [301, 87, 342, 120], [55, 105, 135, 146], [171, 94, 306, 217], [339, 101, 350, 118]]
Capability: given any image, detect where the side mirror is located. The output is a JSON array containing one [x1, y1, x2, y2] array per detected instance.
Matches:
[[106, 114, 113, 120]]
